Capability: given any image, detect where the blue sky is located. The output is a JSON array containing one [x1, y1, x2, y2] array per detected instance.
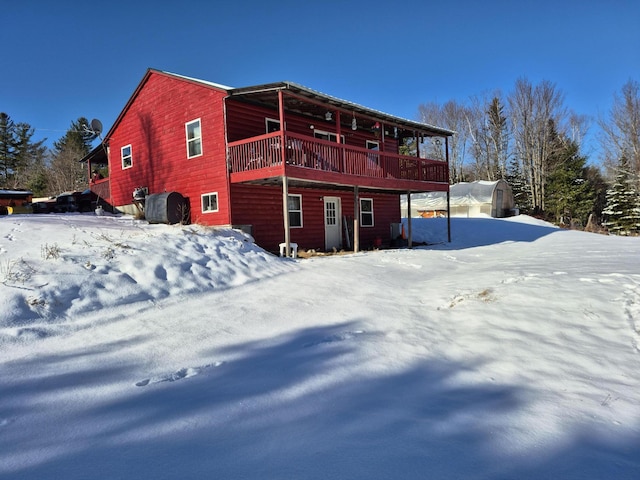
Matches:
[[2, 0, 638, 162]]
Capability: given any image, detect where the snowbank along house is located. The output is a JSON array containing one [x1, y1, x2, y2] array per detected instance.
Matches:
[[84, 69, 453, 254]]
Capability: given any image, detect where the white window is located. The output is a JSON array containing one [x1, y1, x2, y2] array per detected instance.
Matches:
[[201, 192, 219, 213], [366, 140, 379, 150], [186, 119, 202, 158], [121, 144, 132, 169], [313, 129, 345, 143], [288, 194, 303, 228], [360, 198, 374, 227], [266, 118, 281, 133]]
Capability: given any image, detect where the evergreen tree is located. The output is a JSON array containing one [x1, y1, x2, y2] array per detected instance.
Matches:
[[545, 138, 598, 226], [506, 156, 531, 213], [53, 117, 96, 156], [602, 155, 640, 235], [0, 112, 47, 189], [486, 96, 509, 179], [48, 118, 96, 193], [0, 112, 17, 184]]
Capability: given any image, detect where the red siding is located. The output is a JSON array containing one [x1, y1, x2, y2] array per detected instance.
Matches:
[[230, 184, 400, 253], [226, 99, 400, 152], [106, 73, 429, 252], [108, 72, 231, 225]]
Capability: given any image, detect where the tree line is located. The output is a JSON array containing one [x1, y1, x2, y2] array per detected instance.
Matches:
[[2, 79, 639, 235], [417, 77, 640, 235], [0, 115, 96, 198]]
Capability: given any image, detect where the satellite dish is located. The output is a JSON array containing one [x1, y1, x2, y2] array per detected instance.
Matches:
[[90, 118, 103, 136]]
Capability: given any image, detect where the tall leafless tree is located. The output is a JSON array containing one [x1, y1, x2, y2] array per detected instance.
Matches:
[[508, 78, 567, 212], [598, 79, 640, 181], [418, 100, 471, 183], [466, 94, 510, 181]]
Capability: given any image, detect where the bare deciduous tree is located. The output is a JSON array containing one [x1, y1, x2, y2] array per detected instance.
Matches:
[[466, 94, 510, 181], [508, 78, 567, 213], [47, 143, 87, 194], [418, 100, 471, 183], [598, 79, 640, 181]]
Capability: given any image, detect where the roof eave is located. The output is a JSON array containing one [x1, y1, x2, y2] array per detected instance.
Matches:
[[229, 81, 454, 137]]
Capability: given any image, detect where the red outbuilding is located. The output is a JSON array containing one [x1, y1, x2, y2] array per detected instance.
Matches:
[[86, 69, 453, 254]]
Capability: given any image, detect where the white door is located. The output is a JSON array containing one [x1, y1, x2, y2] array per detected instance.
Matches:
[[324, 196, 342, 251]]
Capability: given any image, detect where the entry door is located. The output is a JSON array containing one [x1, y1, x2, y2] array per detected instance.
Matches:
[[324, 196, 342, 251]]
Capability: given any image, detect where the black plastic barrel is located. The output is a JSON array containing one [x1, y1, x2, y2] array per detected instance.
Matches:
[[144, 192, 189, 224]]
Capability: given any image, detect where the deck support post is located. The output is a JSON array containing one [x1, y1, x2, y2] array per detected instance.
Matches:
[[282, 175, 291, 257], [407, 190, 413, 248], [278, 90, 286, 164], [445, 136, 451, 243], [353, 185, 360, 253]]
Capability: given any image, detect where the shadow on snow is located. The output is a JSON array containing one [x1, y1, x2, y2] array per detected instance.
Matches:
[[1, 322, 638, 480]]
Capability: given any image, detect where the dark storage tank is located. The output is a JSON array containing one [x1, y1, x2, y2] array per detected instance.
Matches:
[[144, 192, 189, 224]]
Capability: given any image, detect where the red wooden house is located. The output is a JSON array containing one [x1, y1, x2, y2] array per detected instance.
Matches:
[[86, 69, 453, 253]]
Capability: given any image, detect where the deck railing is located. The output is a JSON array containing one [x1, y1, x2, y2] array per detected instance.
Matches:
[[228, 131, 448, 184], [89, 178, 110, 202]]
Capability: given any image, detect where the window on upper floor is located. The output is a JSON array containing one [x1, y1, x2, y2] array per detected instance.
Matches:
[[201, 192, 218, 213], [366, 140, 379, 151], [121, 144, 132, 169], [360, 198, 374, 227], [313, 130, 345, 143], [186, 119, 203, 158], [266, 118, 281, 133]]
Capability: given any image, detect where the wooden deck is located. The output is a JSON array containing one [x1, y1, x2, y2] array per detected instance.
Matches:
[[228, 131, 449, 192]]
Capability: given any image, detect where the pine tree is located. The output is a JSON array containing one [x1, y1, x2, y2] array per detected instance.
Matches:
[[486, 96, 509, 179], [0, 112, 47, 189], [0, 113, 17, 184], [602, 156, 640, 235], [545, 137, 600, 227], [53, 117, 96, 156], [506, 156, 531, 213]]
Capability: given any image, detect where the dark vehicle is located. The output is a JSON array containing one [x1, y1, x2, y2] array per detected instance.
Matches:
[[54, 190, 98, 213], [31, 198, 57, 214]]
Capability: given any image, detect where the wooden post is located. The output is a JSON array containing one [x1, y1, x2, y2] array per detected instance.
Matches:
[[353, 186, 360, 253], [282, 176, 291, 257], [278, 90, 286, 165], [445, 136, 451, 243], [336, 111, 345, 173], [407, 190, 413, 248]]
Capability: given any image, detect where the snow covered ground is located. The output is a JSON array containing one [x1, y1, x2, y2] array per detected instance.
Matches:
[[1, 213, 639, 479]]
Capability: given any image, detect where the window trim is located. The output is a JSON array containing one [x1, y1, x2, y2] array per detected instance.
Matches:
[[265, 117, 281, 133], [288, 193, 303, 228], [313, 129, 345, 144], [185, 118, 203, 159], [201, 192, 219, 214], [366, 140, 379, 150], [360, 198, 374, 227], [121, 144, 132, 170]]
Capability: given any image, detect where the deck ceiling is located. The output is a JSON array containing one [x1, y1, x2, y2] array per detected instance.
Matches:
[[231, 174, 447, 195], [228, 82, 454, 139]]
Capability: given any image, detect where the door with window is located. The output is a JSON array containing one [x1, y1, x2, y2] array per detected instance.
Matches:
[[324, 196, 342, 251]]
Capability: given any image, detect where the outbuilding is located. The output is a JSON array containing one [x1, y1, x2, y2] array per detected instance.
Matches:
[[0, 189, 33, 214], [402, 180, 516, 218]]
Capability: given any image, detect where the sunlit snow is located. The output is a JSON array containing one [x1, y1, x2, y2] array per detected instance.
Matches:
[[1, 213, 639, 479]]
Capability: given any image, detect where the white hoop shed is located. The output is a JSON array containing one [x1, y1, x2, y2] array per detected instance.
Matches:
[[402, 180, 516, 218]]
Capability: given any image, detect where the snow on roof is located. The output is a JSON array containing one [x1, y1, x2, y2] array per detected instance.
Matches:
[[159, 70, 234, 90], [0, 189, 33, 196]]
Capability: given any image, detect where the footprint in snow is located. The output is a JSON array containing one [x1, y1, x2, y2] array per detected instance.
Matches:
[[136, 361, 225, 387]]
